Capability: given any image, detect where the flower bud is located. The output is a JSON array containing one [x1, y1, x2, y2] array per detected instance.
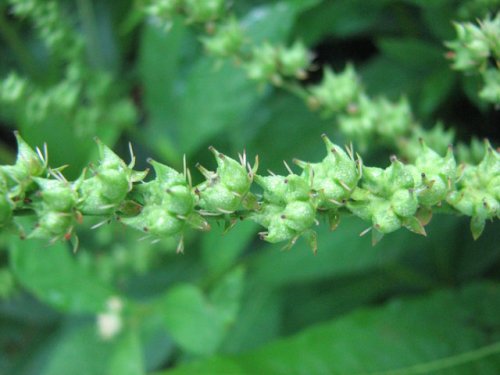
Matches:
[[123, 205, 184, 237], [145, 0, 183, 21], [34, 178, 77, 212], [254, 174, 310, 205], [202, 18, 244, 57], [29, 211, 73, 239], [296, 134, 359, 208], [185, 0, 225, 23], [1, 132, 46, 186], [447, 141, 499, 239], [391, 189, 418, 218], [348, 156, 421, 237], [245, 43, 279, 83], [76, 140, 147, 215], [309, 65, 361, 113], [277, 41, 310, 79], [197, 149, 255, 212]]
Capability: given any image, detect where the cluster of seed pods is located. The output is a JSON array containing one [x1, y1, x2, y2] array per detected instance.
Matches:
[[0, 133, 498, 252]]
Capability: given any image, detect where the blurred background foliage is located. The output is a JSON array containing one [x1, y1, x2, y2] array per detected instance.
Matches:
[[0, 0, 499, 374]]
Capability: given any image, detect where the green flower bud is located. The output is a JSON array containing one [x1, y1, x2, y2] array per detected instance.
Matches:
[[184, 0, 225, 23], [0, 73, 27, 103], [309, 65, 361, 113], [282, 201, 315, 232], [254, 174, 310, 206], [277, 41, 310, 79], [337, 95, 377, 151], [197, 183, 241, 212], [245, 43, 280, 83], [210, 147, 251, 194], [202, 18, 244, 57], [122, 159, 208, 240], [479, 68, 500, 104], [1, 132, 46, 185], [252, 204, 295, 243], [447, 21, 490, 70], [376, 97, 412, 142], [349, 157, 421, 237], [372, 202, 402, 234], [123, 206, 184, 237], [34, 178, 77, 212], [196, 148, 256, 213], [145, 0, 183, 21], [251, 200, 316, 245], [403, 122, 456, 160], [30, 211, 73, 239], [296, 134, 360, 208], [447, 141, 499, 239], [76, 140, 147, 215], [391, 189, 418, 218]]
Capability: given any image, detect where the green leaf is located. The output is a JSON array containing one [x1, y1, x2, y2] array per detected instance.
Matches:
[[243, 0, 320, 45], [108, 330, 145, 375], [42, 325, 115, 375], [154, 284, 232, 355], [377, 38, 445, 70], [177, 60, 257, 155], [209, 266, 245, 326], [159, 283, 500, 375], [220, 285, 283, 354], [9, 238, 114, 314], [201, 220, 258, 273], [138, 18, 191, 162]]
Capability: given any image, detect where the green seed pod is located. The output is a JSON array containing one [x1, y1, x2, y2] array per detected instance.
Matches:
[[202, 18, 244, 57], [308, 65, 361, 113], [209, 147, 251, 195], [337, 95, 377, 151], [123, 205, 184, 237], [446, 21, 490, 70], [282, 200, 316, 232], [123, 158, 207, 239], [196, 148, 256, 213], [277, 41, 310, 79], [447, 142, 499, 239], [145, 0, 183, 21], [385, 157, 415, 191], [76, 140, 147, 215], [34, 178, 77, 212], [137, 159, 195, 214], [296, 134, 360, 209], [185, 0, 225, 23], [376, 97, 412, 142], [391, 189, 418, 218], [349, 156, 421, 237], [245, 43, 280, 83], [254, 174, 310, 206], [372, 202, 402, 234], [1, 132, 46, 187], [197, 183, 241, 212], [479, 68, 500, 104], [29, 211, 74, 239], [253, 204, 295, 243]]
